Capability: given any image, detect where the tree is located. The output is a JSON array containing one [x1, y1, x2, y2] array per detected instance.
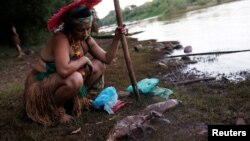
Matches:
[[0, 0, 72, 45]]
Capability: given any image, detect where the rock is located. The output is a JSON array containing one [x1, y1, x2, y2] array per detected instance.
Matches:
[[151, 47, 161, 52], [164, 50, 173, 55], [163, 43, 174, 49], [183, 60, 198, 64], [171, 41, 180, 44], [181, 55, 197, 64], [184, 46, 192, 53], [134, 44, 143, 52], [154, 43, 165, 50], [134, 47, 139, 52], [161, 41, 180, 45], [181, 56, 191, 61], [173, 44, 183, 49]]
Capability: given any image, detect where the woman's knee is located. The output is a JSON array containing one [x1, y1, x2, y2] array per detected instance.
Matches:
[[25, 70, 36, 88], [64, 72, 83, 92], [92, 60, 106, 74]]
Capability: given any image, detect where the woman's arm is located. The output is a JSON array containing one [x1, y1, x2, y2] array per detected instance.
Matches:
[[88, 26, 126, 64], [53, 34, 92, 78]]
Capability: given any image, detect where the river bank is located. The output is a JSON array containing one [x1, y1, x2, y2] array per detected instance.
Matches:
[[0, 37, 249, 141]]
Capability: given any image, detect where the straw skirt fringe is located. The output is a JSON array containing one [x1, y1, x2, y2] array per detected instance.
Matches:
[[23, 71, 81, 126]]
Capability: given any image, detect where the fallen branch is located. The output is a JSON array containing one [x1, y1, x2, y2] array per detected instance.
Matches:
[[93, 31, 143, 39], [174, 77, 216, 85], [168, 49, 250, 58]]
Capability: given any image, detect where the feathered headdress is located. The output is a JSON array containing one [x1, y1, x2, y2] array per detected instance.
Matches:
[[47, 0, 102, 31]]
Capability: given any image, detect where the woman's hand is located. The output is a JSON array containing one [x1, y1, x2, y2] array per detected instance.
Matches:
[[114, 24, 127, 39], [32, 57, 46, 72], [84, 57, 94, 74]]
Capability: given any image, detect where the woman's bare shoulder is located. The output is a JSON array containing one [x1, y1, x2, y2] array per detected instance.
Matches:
[[51, 32, 70, 54], [52, 32, 68, 42], [40, 32, 69, 60]]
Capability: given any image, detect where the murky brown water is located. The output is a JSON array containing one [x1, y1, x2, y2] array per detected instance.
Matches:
[[100, 0, 250, 80], [130, 0, 250, 80]]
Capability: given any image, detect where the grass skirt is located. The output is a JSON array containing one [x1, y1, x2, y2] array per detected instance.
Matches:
[[23, 70, 81, 126]]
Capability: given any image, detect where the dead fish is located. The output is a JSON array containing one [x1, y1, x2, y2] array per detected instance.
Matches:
[[139, 99, 180, 116], [106, 99, 180, 141], [106, 109, 173, 141], [106, 115, 146, 141]]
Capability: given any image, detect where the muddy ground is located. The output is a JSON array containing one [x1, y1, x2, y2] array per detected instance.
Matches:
[[0, 37, 249, 141]]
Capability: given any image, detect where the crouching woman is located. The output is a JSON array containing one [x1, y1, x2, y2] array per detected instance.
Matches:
[[23, 1, 126, 126]]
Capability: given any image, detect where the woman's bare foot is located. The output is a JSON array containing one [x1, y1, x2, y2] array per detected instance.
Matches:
[[79, 97, 93, 110], [57, 107, 73, 124], [59, 113, 73, 124]]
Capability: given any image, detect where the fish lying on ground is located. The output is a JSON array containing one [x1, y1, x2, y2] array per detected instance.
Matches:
[[106, 99, 180, 141], [139, 99, 180, 116]]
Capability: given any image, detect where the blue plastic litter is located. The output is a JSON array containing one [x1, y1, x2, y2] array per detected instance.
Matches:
[[127, 78, 159, 94], [150, 86, 173, 100], [92, 86, 118, 114]]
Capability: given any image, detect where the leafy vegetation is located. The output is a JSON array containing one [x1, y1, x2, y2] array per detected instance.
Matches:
[[0, 0, 73, 45], [101, 0, 238, 26]]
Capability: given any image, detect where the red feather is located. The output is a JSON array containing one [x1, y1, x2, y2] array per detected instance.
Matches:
[[48, 0, 102, 31]]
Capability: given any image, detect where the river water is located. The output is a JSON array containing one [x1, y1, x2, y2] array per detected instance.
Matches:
[[102, 0, 250, 80]]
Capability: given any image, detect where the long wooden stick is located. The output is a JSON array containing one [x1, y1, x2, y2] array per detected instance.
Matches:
[[113, 0, 140, 101], [168, 49, 250, 58], [174, 77, 216, 85]]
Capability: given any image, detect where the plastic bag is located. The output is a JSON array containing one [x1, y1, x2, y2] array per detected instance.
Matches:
[[150, 86, 173, 100], [92, 86, 118, 114], [127, 78, 159, 94]]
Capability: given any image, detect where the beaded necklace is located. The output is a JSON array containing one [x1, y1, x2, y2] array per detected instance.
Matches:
[[69, 33, 83, 59], [70, 37, 86, 77], [71, 40, 82, 59]]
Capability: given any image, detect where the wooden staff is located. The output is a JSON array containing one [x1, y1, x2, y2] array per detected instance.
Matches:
[[113, 0, 140, 101]]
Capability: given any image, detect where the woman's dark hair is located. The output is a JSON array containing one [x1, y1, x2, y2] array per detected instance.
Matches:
[[71, 8, 91, 18], [62, 8, 92, 34]]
